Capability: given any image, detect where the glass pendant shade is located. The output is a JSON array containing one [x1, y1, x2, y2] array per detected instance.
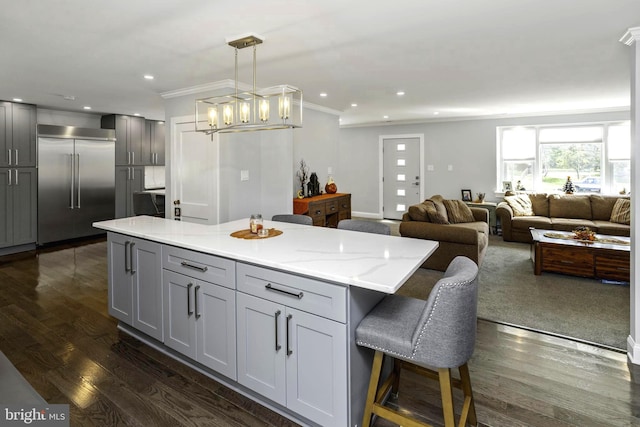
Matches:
[[195, 34, 303, 134]]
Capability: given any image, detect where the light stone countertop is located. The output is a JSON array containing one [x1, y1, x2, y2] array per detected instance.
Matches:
[[93, 216, 438, 294]]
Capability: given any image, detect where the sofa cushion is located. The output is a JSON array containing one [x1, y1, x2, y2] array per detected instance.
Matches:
[[590, 195, 620, 220], [511, 216, 552, 231], [592, 220, 631, 236], [504, 194, 534, 216], [610, 198, 631, 225], [408, 203, 431, 222], [429, 195, 449, 223], [423, 200, 449, 224], [443, 200, 475, 223], [550, 218, 597, 232], [529, 193, 549, 217], [548, 194, 591, 219]]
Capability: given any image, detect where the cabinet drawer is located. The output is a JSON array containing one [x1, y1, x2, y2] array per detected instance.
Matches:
[[163, 245, 236, 289], [325, 200, 338, 215], [595, 253, 630, 281], [338, 196, 351, 212], [541, 246, 593, 277], [237, 263, 346, 323], [308, 201, 326, 217]]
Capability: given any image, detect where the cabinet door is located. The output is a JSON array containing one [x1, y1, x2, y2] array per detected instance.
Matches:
[[151, 121, 165, 165], [0, 102, 12, 168], [129, 116, 146, 165], [11, 103, 36, 167], [0, 169, 11, 247], [107, 233, 134, 324], [285, 307, 348, 426], [196, 281, 236, 379], [237, 292, 286, 405], [11, 168, 37, 245], [112, 115, 130, 166], [131, 238, 163, 341], [163, 270, 197, 358], [115, 167, 130, 219]]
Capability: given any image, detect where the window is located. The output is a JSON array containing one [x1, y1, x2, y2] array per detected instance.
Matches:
[[497, 122, 630, 195]]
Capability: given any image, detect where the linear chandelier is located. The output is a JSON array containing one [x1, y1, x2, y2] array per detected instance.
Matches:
[[195, 34, 303, 134]]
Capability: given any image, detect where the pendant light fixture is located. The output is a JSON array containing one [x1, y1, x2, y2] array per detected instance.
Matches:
[[195, 34, 303, 134]]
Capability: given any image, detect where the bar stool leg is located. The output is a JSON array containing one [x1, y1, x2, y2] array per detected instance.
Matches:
[[459, 363, 477, 426], [362, 351, 384, 427], [391, 358, 402, 397], [438, 368, 455, 427]]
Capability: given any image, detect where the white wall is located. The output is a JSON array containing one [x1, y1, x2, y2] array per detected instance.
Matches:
[[340, 110, 630, 216]]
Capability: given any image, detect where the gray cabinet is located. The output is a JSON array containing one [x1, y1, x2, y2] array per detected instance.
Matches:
[[162, 246, 237, 379], [0, 102, 36, 168], [0, 168, 37, 249], [236, 263, 348, 427], [102, 114, 145, 166], [107, 233, 163, 341], [145, 120, 165, 165], [115, 166, 144, 218]]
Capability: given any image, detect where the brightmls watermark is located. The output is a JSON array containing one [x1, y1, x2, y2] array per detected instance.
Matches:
[[1, 405, 69, 426]]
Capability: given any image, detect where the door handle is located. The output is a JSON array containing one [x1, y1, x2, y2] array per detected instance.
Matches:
[[286, 314, 293, 356], [274, 310, 282, 351], [129, 242, 136, 274], [76, 153, 81, 208], [194, 285, 201, 319], [124, 241, 130, 272], [69, 154, 75, 209], [187, 283, 193, 316]]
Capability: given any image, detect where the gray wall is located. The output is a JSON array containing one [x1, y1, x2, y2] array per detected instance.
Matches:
[[339, 110, 630, 216], [37, 108, 102, 128]]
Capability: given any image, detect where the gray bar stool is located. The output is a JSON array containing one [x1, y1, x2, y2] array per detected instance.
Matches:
[[356, 256, 479, 427], [337, 219, 390, 235], [271, 214, 313, 225]]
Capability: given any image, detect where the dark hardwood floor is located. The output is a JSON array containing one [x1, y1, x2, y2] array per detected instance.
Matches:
[[1, 238, 639, 427]]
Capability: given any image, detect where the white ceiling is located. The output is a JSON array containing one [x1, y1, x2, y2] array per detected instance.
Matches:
[[1, 1, 638, 126]]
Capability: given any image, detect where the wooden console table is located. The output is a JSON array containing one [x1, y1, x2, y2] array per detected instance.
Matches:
[[293, 193, 351, 227]]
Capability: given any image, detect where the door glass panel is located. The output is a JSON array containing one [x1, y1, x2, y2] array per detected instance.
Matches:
[[397, 159, 406, 166], [396, 144, 405, 151], [397, 189, 405, 196], [396, 204, 405, 212], [397, 174, 405, 181]]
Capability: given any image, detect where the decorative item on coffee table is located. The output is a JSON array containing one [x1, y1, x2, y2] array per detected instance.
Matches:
[[573, 226, 596, 242]]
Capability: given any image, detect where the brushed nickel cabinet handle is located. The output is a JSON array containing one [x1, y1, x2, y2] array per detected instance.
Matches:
[[194, 285, 201, 319], [275, 310, 282, 351], [187, 283, 193, 316], [265, 283, 303, 299], [286, 314, 293, 356]]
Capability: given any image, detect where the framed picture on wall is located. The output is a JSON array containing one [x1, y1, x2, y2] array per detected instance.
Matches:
[[502, 181, 513, 192], [461, 189, 472, 201]]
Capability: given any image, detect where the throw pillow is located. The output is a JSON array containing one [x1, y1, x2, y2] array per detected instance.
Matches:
[[443, 199, 475, 223], [505, 194, 534, 216], [424, 202, 449, 224], [408, 203, 430, 222], [610, 198, 630, 225], [429, 195, 449, 223]]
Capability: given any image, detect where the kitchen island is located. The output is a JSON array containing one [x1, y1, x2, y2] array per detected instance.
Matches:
[[93, 216, 438, 427]]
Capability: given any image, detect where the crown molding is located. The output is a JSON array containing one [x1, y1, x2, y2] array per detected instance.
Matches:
[[620, 26, 640, 46]]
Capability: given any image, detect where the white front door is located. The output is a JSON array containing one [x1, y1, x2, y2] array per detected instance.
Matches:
[[382, 136, 422, 219], [172, 121, 219, 224]]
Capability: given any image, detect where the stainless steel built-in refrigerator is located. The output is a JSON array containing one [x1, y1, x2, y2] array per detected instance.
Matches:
[[37, 124, 116, 244]]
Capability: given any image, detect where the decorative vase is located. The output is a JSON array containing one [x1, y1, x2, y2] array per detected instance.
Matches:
[[325, 176, 337, 194]]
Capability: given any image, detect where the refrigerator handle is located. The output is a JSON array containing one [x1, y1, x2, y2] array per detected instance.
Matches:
[[7, 169, 11, 186], [69, 154, 75, 209], [14, 149, 18, 166], [14, 169, 18, 186], [132, 151, 135, 165], [7, 149, 11, 166], [76, 153, 81, 208], [127, 151, 131, 165]]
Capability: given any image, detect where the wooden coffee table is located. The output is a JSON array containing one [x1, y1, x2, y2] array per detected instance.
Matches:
[[530, 228, 630, 282]]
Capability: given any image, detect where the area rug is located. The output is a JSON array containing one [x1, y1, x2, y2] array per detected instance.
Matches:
[[397, 235, 630, 350]]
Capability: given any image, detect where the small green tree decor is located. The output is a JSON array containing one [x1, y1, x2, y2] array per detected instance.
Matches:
[[296, 159, 309, 197]]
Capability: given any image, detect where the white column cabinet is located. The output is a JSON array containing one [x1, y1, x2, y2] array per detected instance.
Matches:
[[236, 263, 348, 427], [107, 233, 163, 341]]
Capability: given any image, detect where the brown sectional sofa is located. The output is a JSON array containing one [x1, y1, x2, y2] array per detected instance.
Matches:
[[496, 193, 630, 243], [400, 196, 490, 271]]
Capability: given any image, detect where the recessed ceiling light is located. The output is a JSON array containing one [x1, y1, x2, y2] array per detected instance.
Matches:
[[83, 106, 92, 110], [320, 93, 327, 97], [396, 91, 405, 96], [134, 113, 140, 116], [12, 98, 23, 102], [144, 75, 154, 80], [434, 111, 439, 115], [383, 115, 389, 119], [63, 95, 76, 101], [351, 103, 358, 107]]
